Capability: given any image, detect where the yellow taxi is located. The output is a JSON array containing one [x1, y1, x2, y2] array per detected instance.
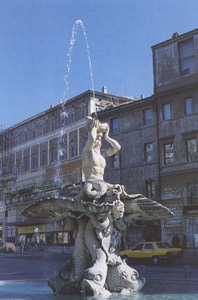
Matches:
[[120, 241, 182, 265]]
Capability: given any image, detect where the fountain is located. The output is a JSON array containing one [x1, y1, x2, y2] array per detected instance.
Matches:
[[2, 280, 198, 300], [1, 18, 197, 300], [22, 116, 173, 298]]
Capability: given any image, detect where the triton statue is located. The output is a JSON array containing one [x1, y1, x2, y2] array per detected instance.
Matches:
[[23, 116, 173, 298]]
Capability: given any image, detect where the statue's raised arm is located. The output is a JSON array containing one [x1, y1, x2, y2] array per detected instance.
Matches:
[[81, 116, 121, 200], [82, 116, 121, 179], [103, 123, 121, 157], [82, 117, 99, 154]]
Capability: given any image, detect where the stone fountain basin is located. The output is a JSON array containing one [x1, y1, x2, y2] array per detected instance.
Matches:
[[1, 280, 198, 300]]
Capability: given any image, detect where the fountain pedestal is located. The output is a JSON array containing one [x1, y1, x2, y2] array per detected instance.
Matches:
[[22, 117, 173, 298]]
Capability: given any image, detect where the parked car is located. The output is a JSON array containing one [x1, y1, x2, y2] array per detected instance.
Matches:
[[120, 241, 182, 265], [0, 242, 16, 253]]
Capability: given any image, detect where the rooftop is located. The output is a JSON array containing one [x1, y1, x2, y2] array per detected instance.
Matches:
[[152, 28, 198, 49]]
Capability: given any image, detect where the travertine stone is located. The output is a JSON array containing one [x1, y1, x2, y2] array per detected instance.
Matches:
[[23, 116, 172, 298]]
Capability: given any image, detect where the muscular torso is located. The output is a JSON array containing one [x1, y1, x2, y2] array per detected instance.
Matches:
[[82, 148, 106, 181]]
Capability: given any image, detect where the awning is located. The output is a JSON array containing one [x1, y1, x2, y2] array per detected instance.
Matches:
[[6, 219, 51, 227], [18, 222, 69, 235]]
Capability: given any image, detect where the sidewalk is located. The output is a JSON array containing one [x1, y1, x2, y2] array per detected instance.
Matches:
[[135, 250, 198, 282], [177, 249, 198, 267], [16, 244, 74, 255]]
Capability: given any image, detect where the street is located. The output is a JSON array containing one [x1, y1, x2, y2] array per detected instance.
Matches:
[[0, 252, 198, 300], [0, 251, 198, 282], [0, 252, 71, 281]]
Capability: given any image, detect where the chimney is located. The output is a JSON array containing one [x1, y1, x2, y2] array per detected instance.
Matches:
[[172, 32, 179, 39], [141, 94, 144, 99], [102, 86, 107, 94]]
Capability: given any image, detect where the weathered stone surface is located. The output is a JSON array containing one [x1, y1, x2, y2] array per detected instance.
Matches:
[[22, 117, 172, 298]]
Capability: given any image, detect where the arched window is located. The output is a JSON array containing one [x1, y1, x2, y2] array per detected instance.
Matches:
[[41, 151, 47, 166], [59, 148, 67, 161], [31, 154, 38, 170], [59, 135, 67, 160], [80, 139, 86, 154], [81, 106, 87, 119], [69, 139, 77, 158], [42, 124, 47, 135], [16, 159, 21, 174], [70, 112, 75, 124], [24, 132, 29, 142], [32, 129, 37, 139], [24, 156, 29, 171], [61, 111, 68, 127], [9, 162, 13, 174], [50, 147, 57, 164], [50, 120, 56, 132]]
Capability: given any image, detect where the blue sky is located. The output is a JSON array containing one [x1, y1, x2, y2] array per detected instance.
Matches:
[[0, 0, 198, 128]]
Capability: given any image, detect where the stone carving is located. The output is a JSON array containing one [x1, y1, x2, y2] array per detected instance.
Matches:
[[79, 117, 121, 200], [22, 116, 173, 298]]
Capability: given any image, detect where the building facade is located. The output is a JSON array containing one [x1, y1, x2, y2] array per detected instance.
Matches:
[[152, 29, 198, 249], [99, 29, 198, 249], [0, 89, 131, 247], [0, 29, 198, 251]]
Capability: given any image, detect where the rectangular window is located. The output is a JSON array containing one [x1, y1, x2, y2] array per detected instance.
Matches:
[[112, 153, 120, 168], [144, 243, 154, 250], [145, 143, 153, 162], [110, 118, 119, 134], [10, 137, 14, 148], [164, 143, 174, 165], [143, 109, 152, 125], [163, 104, 171, 120], [57, 232, 69, 244], [178, 38, 196, 76], [80, 140, 86, 154], [81, 106, 87, 119], [146, 180, 155, 199], [185, 98, 193, 115], [70, 112, 75, 124], [187, 138, 197, 162]]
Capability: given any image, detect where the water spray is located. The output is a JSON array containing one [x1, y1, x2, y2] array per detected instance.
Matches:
[[55, 20, 97, 186], [63, 19, 96, 108]]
